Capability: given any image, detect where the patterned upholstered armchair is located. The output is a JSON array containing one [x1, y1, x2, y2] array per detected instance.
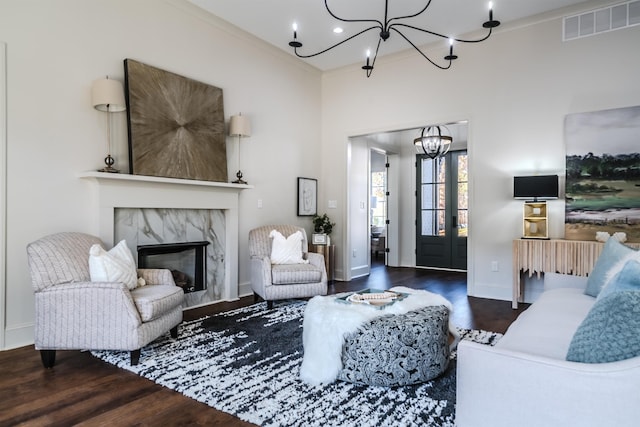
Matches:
[[27, 232, 184, 368], [249, 225, 328, 309]]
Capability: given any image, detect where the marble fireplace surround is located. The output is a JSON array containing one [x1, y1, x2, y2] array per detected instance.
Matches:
[[79, 172, 251, 307]]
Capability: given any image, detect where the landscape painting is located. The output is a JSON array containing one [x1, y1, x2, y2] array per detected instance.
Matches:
[[565, 105, 640, 242]]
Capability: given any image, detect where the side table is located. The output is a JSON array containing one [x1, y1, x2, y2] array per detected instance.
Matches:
[[309, 244, 335, 282]]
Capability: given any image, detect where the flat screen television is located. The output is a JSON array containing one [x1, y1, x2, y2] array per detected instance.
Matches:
[[513, 175, 559, 200]]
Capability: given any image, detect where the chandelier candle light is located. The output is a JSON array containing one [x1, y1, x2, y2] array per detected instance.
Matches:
[[91, 76, 126, 173], [289, 0, 500, 77], [229, 113, 252, 185]]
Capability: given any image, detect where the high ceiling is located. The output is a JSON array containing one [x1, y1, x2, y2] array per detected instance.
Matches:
[[188, 0, 597, 71]]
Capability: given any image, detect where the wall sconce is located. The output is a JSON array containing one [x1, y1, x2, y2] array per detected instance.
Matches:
[[229, 113, 252, 184], [91, 76, 126, 173]]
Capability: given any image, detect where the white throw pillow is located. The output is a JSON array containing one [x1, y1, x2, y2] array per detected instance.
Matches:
[[269, 230, 309, 265], [89, 240, 138, 290]]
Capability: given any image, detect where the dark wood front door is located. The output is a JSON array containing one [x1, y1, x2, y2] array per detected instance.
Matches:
[[416, 151, 468, 270]]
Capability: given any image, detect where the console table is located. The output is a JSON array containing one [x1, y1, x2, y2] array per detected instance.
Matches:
[[512, 239, 640, 309]]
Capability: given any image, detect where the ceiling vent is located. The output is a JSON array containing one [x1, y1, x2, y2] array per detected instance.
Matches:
[[564, 0, 640, 40]]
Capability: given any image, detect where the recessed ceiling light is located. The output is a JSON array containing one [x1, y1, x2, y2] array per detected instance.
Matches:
[[333, 27, 343, 34]]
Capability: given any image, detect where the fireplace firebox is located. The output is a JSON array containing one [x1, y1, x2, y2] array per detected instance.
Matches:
[[137, 241, 210, 293]]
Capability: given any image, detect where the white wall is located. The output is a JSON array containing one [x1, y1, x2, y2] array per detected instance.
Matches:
[[321, 6, 640, 301], [0, 0, 321, 349]]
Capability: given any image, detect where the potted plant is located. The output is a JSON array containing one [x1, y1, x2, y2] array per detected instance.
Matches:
[[312, 213, 336, 245]]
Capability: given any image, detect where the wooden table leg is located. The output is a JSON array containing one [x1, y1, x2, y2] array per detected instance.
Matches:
[[512, 269, 520, 309]]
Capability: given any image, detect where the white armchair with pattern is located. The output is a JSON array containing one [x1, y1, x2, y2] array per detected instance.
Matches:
[[27, 232, 184, 368], [249, 225, 328, 309]]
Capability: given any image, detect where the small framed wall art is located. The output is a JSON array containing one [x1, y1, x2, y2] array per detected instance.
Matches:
[[312, 233, 327, 245], [297, 177, 317, 216]]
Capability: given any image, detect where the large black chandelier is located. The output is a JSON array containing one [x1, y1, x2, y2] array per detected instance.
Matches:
[[289, 0, 500, 77]]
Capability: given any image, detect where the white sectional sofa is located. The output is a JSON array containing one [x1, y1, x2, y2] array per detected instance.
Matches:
[[456, 269, 640, 427]]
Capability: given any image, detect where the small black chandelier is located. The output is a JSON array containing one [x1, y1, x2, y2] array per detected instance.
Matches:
[[289, 0, 500, 77], [414, 126, 453, 159]]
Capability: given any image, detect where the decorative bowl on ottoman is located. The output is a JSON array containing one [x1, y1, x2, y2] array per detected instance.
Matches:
[[338, 305, 451, 387]]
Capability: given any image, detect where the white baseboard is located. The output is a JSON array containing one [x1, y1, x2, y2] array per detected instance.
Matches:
[[350, 264, 369, 280], [3, 322, 34, 350], [469, 278, 544, 305], [467, 283, 511, 302], [238, 281, 252, 298]]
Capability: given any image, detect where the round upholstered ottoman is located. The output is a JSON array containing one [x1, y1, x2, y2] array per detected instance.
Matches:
[[337, 305, 450, 387]]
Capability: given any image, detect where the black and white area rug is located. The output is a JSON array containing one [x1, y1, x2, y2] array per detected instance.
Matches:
[[92, 301, 502, 427]]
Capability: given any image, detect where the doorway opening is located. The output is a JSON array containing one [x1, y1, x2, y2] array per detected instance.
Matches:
[[346, 121, 468, 281], [415, 121, 468, 271], [370, 149, 387, 265]]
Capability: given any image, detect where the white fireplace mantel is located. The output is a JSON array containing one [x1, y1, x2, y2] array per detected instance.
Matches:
[[78, 171, 253, 190], [79, 171, 252, 303]]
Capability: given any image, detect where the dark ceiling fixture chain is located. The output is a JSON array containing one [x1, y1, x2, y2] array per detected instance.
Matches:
[[289, 0, 500, 78]]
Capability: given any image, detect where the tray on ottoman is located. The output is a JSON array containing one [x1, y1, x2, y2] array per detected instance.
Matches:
[[335, 288, 408, 309]]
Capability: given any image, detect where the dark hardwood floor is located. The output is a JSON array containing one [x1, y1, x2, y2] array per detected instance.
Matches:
[[0, 262, 528, 426]]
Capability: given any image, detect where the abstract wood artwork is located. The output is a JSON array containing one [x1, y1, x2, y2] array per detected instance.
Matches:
[[124, 59, 227, 182]]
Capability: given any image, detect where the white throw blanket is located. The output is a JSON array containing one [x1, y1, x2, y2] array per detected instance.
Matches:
[[299, 286, 458, 385]]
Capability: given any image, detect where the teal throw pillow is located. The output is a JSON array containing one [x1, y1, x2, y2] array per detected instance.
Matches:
[[598, 259, 640, 301], [584, 239, 636, 297], [566, 290, 640, 363]]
